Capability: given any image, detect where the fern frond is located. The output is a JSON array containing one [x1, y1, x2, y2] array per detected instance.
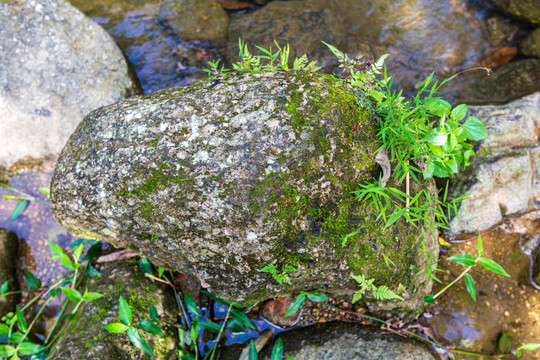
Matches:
[[372, 285, 404, 301]]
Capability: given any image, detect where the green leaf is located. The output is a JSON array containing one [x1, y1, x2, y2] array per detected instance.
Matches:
[[423, 295, 435, 304], [0, 345, 16, 357], [228, 317, 246, 333], [478, 257, 510, 277], [230, 309, 256, 330], [22, 270, 41, 290], [119, 296, 133, 326], [10, 332, 24, 344], [463, 116, 487, 141], [199, 320, 221, 333], [139, 258, 153, 280], [73, 244, 84, 262], [140, 319, 164, 335], [498, 332, 512, 353], [11, 200, 29, 221], [85, 264, 101, 277], [103, 322, 129, 333], [157, 267, 165, 278], [17, 342, 47, 355], [284, 294, 306, 318], [61, 287, 82, 302], [425, 98, 451, 117], [127, 327, 155, 358], [464, 273, 476, 302], [82, 243, 102, 261], [0, 280, 8, 294], [190, 316, 199, 342], [258, 264, 277, 274], [184, 293, 198, 316], [517, 343, 540, 352], [59, 253, 75, 270], [447, 254, 476, 267], [16, 305, 27, 332], [149, 305, 158, 321], [248, 340, 258, 360], [271, 338, 284, 360], [0, 323, 9, 334], [451, 104, 467, 121], [424, 129, 447, 146], [38, 187, 50, 195], [48, 242, 64, 256], [306, 292, 328, 303], [83, 290, 104, 302], [477, 234, 484, 256], [433, 161, 454, 178]]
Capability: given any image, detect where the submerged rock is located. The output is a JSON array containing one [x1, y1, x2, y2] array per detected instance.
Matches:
[[221, 322, 438, 360], [51, 71, 437, 310], [0, 0, 139, 169], [0, 229, 19, 316], [49, 260, 178, 360], [520, 28, 540, 58], [487, 0, 540, 26]]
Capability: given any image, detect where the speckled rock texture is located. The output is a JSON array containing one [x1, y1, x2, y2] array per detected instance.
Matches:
[[0, 0, 139, 169], [221, 322, 438, 360], [520, 28, 540, 58], [48, 260, 178, 360], [51, 71, 438, 310], [0, 229, 19, 316], [488, 0, 540, 26], [449, 92, 540, 234]]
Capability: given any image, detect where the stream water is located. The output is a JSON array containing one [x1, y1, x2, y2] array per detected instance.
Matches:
[[2, 0, 539, 358]]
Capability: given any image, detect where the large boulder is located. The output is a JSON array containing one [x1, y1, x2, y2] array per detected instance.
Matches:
[[0, 229, 19, 316], [0, 0, 139, 169], [487, 0, 540, 26], [51, 71, 438, 310]]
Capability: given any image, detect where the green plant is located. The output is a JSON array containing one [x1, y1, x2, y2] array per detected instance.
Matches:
[[259, 264, 297, 285], [284, 289, 328, 318], [350, 274, 404, 303], [0, 182, 50, 220]]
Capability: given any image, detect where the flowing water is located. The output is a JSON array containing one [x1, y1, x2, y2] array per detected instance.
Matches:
[[3, 0, 539, 357]]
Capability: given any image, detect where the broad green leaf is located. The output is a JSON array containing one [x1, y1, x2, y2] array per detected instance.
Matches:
[[119, 296, 133, 325], [178, 349, 196, 360], [83, 291, 104, 302], [61, 287, 82, 302], [447, 254, 476, 267], [82, 243, 102, 261], [517, 343, 540, 351], [0, 323, 9, 334], [463, 116, 487, 141], [140, 319, 163, 335], [271, 338, 284, 360], [248, 340, 258, 360], [48, 242, 64, 256], [433, 161, 454, 178], [85, 264, 101, 277], [199, 320, 221, 333], [284, 294, 306, 318], [10, 332, 24, 344], [59, 253, 75, 270], [157, 267, 165, 278], [103, 322, 129, 333], [73, 244, 84, 262], [306, 292, 328, 303], [451, 104, 467, 121], [423, 295, 435, 304], [424, 129, 447, 146], [184, 293, 198, 316], [16, 305, 27, 332], [190, 317, 199, 342], [423, 159, 434, 179], [228, 317, 246, 333], [22, 270, 41, 290], [425, 98, 451, 117], [127, 327, 155, 357], [38, 187, 50, 195], [0, 345, 16, 357], [0, 280, 8, 294], [149, 305, 158, 321], [498, 332, 512, 353], [11, 200, 29, 221], [478, 258, 510, 277], [477, 234, 484, 256], [139, 258, 153, 280], [464, 273, 476, 302], [17, 342, 47, 355], [231, 309, 256, 330]]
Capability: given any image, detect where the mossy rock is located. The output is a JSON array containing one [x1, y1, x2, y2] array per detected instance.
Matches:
[[0, 228, 19, 316], [48, 260, 178, 360], [51, 71, 437, 311]]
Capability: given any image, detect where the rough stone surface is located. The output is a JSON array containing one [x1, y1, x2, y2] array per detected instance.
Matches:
[[49, 260, 178, 360], [448, 93, 540, 234], [51, 71, 437, 310], [0, 229, 19, 316], [221, 322, 438, 360], [159, 0, 228, 45], [488, 0, 540, 26], [487, 16, 521, 46], [0, 0, 139, 169], [520, 28, 540, 58]]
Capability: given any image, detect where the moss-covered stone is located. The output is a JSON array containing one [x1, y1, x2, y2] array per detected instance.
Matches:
[[51, 71, 437, 311], [0, 228, 19, 316], [48, 260, 178, 360]]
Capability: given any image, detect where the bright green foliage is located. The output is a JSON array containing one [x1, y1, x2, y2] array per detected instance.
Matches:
[[258, 264, 297, 285], [284, 289, 329, 318], [350, 274, 403, 303]]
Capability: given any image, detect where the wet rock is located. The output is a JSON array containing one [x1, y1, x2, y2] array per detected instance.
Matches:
[[448, 93, 540, 234], [487, 0, 540, 26], [51, 71, 438, 311], [520, 28, 540, 58], [0, 229, 19, 316], [448, 59, 540, 105], [221, 322, 438, 360], [487, 17, 520, 46], [260, 297, 299, 327], [0, 0, 139, 169], [159, 0, 228, 46], [49, 260, 178, 360]]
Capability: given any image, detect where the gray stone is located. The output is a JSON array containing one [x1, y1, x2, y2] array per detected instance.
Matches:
[[221, 322, 438, 360], [487, 16, 520, 46], [0, 0, 139, 169], [48, 260, 178, 360], [159, 0, 228, 45], [448, 93, 540, 234], [520, 28, 540, 58], [51, 71, 437, 310], [488, 0, 540, 26], [0, 229, 19, 316]]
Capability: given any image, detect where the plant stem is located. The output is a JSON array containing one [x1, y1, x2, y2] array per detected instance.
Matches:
[[45, 300, 69, 344], [433, 265, 474, 300], [19, 296, 53, 344]]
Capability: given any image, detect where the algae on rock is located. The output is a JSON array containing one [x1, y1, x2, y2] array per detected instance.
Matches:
[[51, 71, 438, 311]]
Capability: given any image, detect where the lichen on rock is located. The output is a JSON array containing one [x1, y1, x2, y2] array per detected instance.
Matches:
[[51, 71, 437, 311]]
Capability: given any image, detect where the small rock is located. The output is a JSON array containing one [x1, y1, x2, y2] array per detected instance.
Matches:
[[486, 17, 520, 46], [0, 229, 19, 316], [520, 28, 540, 58], [487, 0, 540, 26], [260, 297, 300, 327]]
